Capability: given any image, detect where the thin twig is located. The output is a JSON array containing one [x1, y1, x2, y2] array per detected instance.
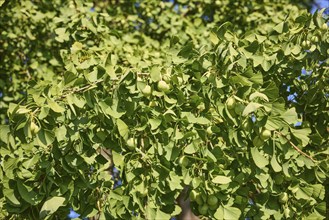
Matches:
[[274, 131, 316, 162], [56, 79, 103, 101]]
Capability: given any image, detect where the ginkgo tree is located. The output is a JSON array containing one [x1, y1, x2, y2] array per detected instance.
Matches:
[[0, 0, 328, 219]]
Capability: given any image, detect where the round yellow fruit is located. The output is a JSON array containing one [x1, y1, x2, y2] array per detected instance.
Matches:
[[126, 138, 137, 150], [311, 36, 319, 43], [189, 190, 199, 201], [207, 195, 218, 206], [198, 204, 209, 215], [279, 192, 288, 203], [157, 80, 170, 93], [260, 129, 271, 141], [206, 127, 213, 135], [226, 97, 236, 109], [274, 174, 284, 185], [301, 40, 310, 49], [178, 156, 189, 167], [142, 85, 152, 96], [30, 122, 40, 135]]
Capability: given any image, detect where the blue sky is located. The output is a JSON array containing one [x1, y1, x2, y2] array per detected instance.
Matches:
[[311, 0, 329, 13]]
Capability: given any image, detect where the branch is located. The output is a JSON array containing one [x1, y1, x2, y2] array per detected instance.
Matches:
[[56, 79, 104, 101], [274, 131, 316, 163]]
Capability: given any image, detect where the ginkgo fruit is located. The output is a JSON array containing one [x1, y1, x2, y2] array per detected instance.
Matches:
[[30, 121, 40, 135], [198, 204, 209, 215], [142, 85, 152, 96], [279, 192, 288, 203], [301, 40, 310, 49], [226, 97, 236, 109], [260, 129, 271, 141], [206, 127, 213, 135], [189, 190, 199, 201], [311, 36, 319, 43], [178, 156, 189, 167], [158, 80, 170, 93], [127, 138, 137, 150], [207, 195, 218, 206]]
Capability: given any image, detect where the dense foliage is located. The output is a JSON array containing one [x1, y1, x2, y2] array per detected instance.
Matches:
[[0, 0, 328, 219]]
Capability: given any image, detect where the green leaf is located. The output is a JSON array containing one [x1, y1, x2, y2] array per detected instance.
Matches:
[[214, 22, 232, 39], [39, 197, 66, 219], [181, 112, 210, 125], [273, 22, 285, 33], [149, 118, 162, 130], [17, 180, 42, 205], [48, 99, 65, 113], [112, 151, 124, 167], [117, 119, 129, 140], [155, 209, 171, 220], [210, 31, 219, 44], [223, 205, 242, 219], [37, 129, 55, 147], [150, 66, 161, 82], [252, 55, 264, 67], [290, 128, 311, 147], [295, 186, 313, 200], [242, 102, 263, 116], [70, 42, 83, 53], [3, 188, 20, 206], [212, 175, 231, 184], [178, 42, 193, 58], [0, 125, 10, 143], [214, 206, 224, 220], [249, 91, 269, 102], [251, 147, 269, 169], [270, 156, 282, 172], [184, 143, 196, 154], [266, 116, 284, 130], [281, 108, 298, 124], [261, 82, 279, 99]]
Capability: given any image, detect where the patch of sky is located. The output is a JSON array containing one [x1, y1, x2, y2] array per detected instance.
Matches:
[[202, 15, 211, 21], [287, 92, 298, 103], [112, 166, 122, 189], [310, 0, 329, 14], [134, 21, 142, 30], [132, 211, 139, 217], [23, 57, 29, 65], [294, 121, 302, 127], [68, 208, 80, 219], [251, 114, 256, 123], [301, 68, 312, 76], [248, 198, 255, 205], [147, 18, 154, 24], [318, 59, 327, 65]]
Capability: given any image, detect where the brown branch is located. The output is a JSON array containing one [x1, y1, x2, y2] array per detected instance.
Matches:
[[274, 131, 317, 163]]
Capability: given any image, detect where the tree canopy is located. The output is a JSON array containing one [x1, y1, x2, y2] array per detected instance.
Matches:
[[0, 0, 328, 219]]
